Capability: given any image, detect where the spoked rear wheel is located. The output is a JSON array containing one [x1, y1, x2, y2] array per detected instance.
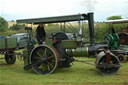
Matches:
[[96, 52, 120, 75], [30, 45, 60, 74]]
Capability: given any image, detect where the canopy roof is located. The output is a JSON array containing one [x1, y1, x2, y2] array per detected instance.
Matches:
[[105, 19, 128, 24], [16, 12, 95, 45], [16, 13, 91, 24]]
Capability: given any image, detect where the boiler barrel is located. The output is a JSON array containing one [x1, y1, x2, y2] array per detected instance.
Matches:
[[66, 47, 89, 57]]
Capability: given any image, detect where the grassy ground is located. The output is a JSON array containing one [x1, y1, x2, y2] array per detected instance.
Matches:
[[0, 56, 128, 85]]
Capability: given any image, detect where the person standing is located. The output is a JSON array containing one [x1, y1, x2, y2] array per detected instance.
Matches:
[[36, 24, 46, 45]]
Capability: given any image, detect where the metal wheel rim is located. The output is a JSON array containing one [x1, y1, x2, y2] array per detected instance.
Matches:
[[118, 54, 126, 63], [97, 55, 120, 75], [30, 45, 59, 74]]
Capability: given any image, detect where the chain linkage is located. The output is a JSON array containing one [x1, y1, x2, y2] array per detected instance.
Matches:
[[74, 59, 95, 66]]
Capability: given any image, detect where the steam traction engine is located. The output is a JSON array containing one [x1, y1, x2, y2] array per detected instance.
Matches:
[[17, 13, 120, 75], [105, 19, 128, 62]]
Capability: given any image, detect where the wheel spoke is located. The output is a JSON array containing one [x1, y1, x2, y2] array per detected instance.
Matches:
[[47, 61, 54, 68], [34, 56, 41, 60], [43, 48, 47, 56], [37, 52, 42, 58], [33, 60, 43, 66], [47, 55, 54, 60], [47, 65, 51, 71]]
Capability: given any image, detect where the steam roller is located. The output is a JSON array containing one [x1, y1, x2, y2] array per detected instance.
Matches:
[[27, 32, 120, 75], [17, 12, 121, 75]]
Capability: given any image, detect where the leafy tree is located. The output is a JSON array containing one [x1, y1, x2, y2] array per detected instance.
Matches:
[[10, 24, 25, 30], [107, 16, 122, 20], [0, 16, 8, 31]]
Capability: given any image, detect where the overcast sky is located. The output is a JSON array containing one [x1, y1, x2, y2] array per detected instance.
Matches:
[[0, 0, 128, 21]]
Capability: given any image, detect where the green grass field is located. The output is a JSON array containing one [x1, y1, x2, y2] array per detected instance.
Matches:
[[0, 56, 128, 85]]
